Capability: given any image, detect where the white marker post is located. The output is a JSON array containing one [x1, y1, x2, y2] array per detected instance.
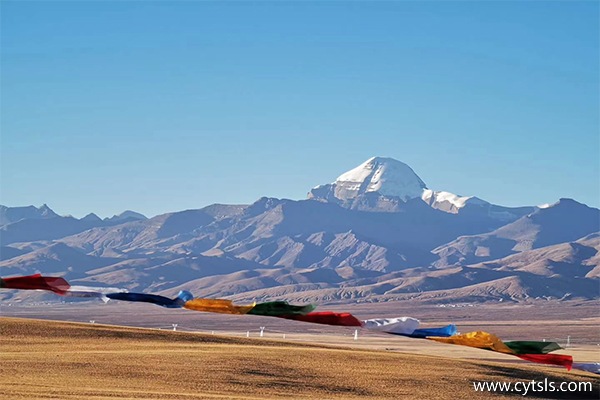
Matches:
[[354, 329, 358, 341], [172, 324, 178, 331], [260, 326, 265, 337]]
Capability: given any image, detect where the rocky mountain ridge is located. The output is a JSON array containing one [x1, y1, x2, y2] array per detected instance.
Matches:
[[1, 157, 598, 304]]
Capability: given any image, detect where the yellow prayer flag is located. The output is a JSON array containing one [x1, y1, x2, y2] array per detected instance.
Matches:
[[184, 298, 255, 315], [429, 331, 515, 354]]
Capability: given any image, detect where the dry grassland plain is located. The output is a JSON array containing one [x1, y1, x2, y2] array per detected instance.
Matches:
[[1, 317, 599, 400]]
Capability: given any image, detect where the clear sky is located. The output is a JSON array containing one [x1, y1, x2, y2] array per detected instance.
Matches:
[[1, 1, 598, 218]]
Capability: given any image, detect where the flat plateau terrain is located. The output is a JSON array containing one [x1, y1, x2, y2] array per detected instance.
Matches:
[[1, 317, 598, 399], [3, 301, 599, 350]]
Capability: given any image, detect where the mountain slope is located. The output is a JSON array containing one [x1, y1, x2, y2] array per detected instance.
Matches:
[[433, 199, 600, 266], [0, 242, 118, 277]]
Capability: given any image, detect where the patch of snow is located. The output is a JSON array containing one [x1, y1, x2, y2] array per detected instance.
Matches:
[[422, 189, 488, 209]]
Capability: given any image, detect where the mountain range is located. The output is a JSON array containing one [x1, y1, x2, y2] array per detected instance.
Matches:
[[1, 157, 598, 304]]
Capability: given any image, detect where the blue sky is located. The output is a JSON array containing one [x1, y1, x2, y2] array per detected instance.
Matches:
[[1, 1, 598, 218]]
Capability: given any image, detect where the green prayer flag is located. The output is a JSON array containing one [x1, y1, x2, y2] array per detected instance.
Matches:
[[248, 301, 316, 316], [504, 341, 562, 354]]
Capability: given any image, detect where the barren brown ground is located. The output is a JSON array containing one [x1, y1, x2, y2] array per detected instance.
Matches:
[[1, 318, 598, 399]]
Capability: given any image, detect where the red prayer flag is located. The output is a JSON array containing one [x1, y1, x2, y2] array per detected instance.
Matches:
[[1, 274, 70, 294], [517, 354, 573, 371]]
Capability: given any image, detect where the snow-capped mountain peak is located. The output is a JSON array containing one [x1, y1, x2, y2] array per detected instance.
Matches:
[[330, 156, 427, 201], [308, 156, 497, 214]]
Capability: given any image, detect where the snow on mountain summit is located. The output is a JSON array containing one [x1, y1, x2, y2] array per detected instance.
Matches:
[[333, 157, 427, 201], [309, 156, 492, 213]]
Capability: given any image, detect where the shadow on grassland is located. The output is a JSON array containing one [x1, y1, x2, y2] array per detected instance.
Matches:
[[231, 360, 373, 397]]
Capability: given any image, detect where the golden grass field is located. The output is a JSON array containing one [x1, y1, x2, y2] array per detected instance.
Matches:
[[1, 317, 598, 399]]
